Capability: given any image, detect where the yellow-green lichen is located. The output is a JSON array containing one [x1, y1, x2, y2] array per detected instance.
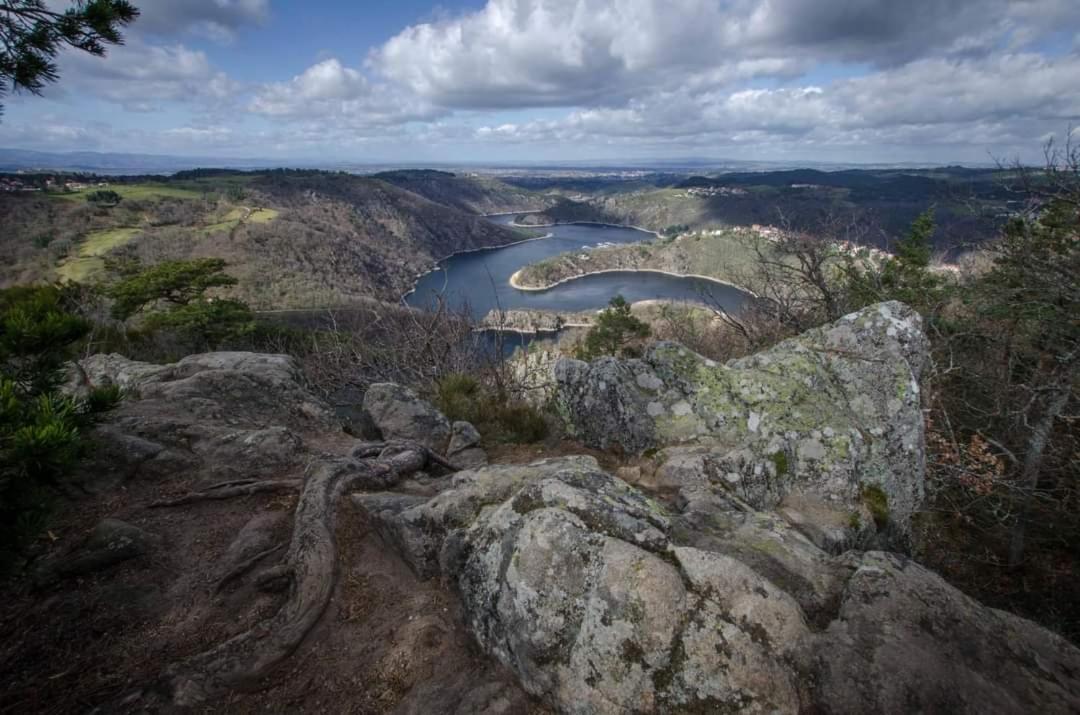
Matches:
[[769, 450, 789, 477], [860, 484, 889, 529]]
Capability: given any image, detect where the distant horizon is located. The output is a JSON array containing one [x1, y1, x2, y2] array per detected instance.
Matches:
[[0, 146, 1007, 175]]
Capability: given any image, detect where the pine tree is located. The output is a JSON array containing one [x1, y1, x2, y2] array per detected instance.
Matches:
[[0, 1, 138, 113]]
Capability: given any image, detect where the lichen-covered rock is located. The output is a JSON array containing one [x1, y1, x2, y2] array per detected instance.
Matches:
[[356, 457, 600, 578], [363, 383, 452, 452], [448, 421, 488, 468], [73, 352, 339, 485], [357, 459, 1080, 714], [448, 421, 482, 454], [555, 301, 928, 538]]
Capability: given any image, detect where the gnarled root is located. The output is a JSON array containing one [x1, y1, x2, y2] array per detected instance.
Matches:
[[148, 479, 303, 508], [215, 544, 286, 593], [159, 444, 442, 706]]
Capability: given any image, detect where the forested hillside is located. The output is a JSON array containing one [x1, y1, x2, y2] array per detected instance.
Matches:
[[0, 170, 539, 308], [515, 166, 1016, 255], [372, 169, 553, 215]]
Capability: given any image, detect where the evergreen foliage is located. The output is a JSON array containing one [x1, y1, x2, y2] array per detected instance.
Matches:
[[576, 295, 651, 360], [0, 285, 119, 571], [846, 208, 945, 312], [0, 0, 138, 112], [100, 257, 255, 350], [85, 189, 121, 206]]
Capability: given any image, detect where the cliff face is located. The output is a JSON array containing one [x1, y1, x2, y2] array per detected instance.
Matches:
[[8, 305, 1079, 713]]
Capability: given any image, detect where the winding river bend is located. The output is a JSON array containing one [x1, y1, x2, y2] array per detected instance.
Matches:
[[405, 215, 749, 320]]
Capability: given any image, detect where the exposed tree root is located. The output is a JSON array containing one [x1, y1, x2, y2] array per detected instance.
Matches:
[[157, 444, 445, 706], [147, 479, 303, 508], [215, 544, 285, 593]]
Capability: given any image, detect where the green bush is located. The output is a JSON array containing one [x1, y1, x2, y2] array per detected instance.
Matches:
[[575, 295, 651, 360], [435, 373, 483, 424], [497, 403, 549, 443], [85, 189, 121, 207], [861, 484, 890, 530], [435, 373, 548, 444], [102, 258, 254, 352], [0, 286, 120, 572]]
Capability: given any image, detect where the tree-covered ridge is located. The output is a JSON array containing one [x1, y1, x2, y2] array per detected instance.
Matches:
[[0, 169, 543, 307]]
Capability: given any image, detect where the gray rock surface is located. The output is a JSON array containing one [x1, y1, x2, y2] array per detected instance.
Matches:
[[73, 352, 338, 485], [363, 382, 451, 452], [355, 457, 1080, 714], [555, 301, 928, 538], [448, 421, 489, 468], [448, 421, 482, 454], [35, 519, 161, 585]]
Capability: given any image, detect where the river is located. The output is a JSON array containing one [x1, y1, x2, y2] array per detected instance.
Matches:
[[404, 215, 749, 320]]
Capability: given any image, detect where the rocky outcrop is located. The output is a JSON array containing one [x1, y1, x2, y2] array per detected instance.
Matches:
[[73, 352, 339, 486], [554, 301, 928, 540], [362, 383, 491, 468], [355, 457, 1080, 714], [40, 340, 1080, 713], [364, 382, 452, 452]]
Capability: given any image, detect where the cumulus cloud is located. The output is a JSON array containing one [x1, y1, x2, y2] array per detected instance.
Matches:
[[60, 40, 238, 112], [250, 58, 443, 127], [468, 50, 1080, 157], [11, 0, 1079, 161], [131, 0, 269, 42], [372, 0, 1079, 110]]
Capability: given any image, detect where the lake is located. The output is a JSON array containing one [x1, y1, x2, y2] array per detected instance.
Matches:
[[404, 215, 749, 319]]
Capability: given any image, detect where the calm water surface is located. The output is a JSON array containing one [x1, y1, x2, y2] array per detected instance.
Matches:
[[405, 215, 749, 319]]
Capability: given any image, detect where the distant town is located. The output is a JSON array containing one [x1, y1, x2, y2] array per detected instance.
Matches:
[[0, 174, 111, 193]]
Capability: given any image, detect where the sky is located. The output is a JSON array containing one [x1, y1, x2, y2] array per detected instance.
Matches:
[[1, 0, 1078, 165]]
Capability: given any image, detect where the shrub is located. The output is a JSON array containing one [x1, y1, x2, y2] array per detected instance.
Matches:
[[102, 258, 254, 353], [85, 189, 122, 207], [861, 484, 890, 530], [497, 403, 549, 443], [575, 295, 651, 360], [435, 372, 548, 444], [0, 285, 120, 572], [435, 373, 483, 424]]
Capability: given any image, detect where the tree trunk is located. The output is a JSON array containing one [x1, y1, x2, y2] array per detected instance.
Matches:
[[1007, 382, 1072, 569]]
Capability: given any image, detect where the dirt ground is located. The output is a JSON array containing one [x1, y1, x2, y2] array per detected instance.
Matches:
[[0, 441, 568, 714]]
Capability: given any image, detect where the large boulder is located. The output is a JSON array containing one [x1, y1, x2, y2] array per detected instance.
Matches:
[[363, 383, 452, 452], [355, 459, 1080, 714], [72, 352, 339, 485], [554, 301, 928, 538]]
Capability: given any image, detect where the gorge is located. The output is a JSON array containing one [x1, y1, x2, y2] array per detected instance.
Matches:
[[404, 215, 749, 321]]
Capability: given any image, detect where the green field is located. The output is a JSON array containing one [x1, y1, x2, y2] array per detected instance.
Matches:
[[198, 207, 280, 235], [51, 183, 202, 202], [55, 227, 141, 282]]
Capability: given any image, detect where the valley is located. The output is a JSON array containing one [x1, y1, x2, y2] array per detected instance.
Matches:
[[0, 170, 538, 309], [2, 3, 1079, 713]]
